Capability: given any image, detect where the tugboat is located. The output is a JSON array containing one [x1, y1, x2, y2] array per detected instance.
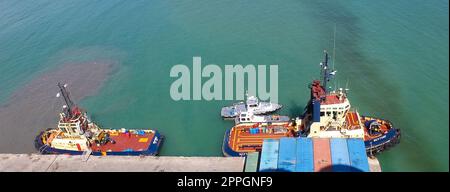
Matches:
[[234, 111, 290, 125], [295, 50, 401, 156], [35, 83, 163, 156], [221, 93, 282, 118], [221, 51, 400, 157], [222, 121, 297, 157]]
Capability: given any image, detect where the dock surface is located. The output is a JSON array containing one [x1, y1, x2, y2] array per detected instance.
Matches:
[[0, 154, 381, 172], [368, 157, 382, 172], [0, 154, 244, 172]]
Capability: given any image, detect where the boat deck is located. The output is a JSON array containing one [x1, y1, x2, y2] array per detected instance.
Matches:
[[321, 95, 346, 105], [91, 132, 155, 152], [228, 126, 291, 153], [361, 118, 391, 141], [345, 111, 361, 129], [235, 115, 291, 124], [221, 103, 246, 117], [264, 115, 290, 122]]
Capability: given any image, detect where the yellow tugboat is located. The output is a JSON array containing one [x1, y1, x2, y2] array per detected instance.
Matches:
[[35, 83, 163, 156]]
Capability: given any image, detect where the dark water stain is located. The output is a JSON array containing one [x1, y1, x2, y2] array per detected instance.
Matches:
[[287, 100, 305, 118], [301, 1, 437, 170], [0, 61, 116, 153]]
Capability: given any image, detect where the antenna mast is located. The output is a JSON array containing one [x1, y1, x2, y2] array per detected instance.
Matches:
[[57, 82, 75, 118], [345, 78, 350, 94], [321, 50, 330, 94], [332, 24, 337, 70]]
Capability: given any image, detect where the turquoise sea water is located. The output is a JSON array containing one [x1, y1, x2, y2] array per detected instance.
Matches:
[[0, 0, 448, 171]]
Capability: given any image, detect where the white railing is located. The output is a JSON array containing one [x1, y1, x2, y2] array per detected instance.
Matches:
[[81, 148, 92, 162]]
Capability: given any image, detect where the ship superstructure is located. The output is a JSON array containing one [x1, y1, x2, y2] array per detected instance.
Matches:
[[295, 51, 364, 139]]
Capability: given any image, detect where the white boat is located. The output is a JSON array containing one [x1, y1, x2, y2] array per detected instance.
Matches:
[[221, 94, 282, 118], [234, 111, 290, 125]]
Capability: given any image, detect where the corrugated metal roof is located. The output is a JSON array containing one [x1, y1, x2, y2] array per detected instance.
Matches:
[[313, 138, 332, 172], [259, 139, 279, 172], [259, 137, 370, 172], [277, 138, 296, 172], [347, 138, 370, 172], [330, 138, 351, 172], [244, 152, 259, 172], [296, 138, 314, 172]]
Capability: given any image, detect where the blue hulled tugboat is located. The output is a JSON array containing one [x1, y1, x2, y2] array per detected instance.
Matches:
[[295, 50, 401, 156], [35, 83, 163, 156]]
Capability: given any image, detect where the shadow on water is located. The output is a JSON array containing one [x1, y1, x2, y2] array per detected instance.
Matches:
[[287, 100, 305, 118], [302, 1, 403, 118]]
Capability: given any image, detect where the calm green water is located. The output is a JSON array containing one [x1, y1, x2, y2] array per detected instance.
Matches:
[[0, 0, 448, 171]]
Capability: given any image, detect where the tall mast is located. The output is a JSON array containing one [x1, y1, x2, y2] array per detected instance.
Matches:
[[57, 82, 75, 118], [332, 24, 337, 71], [321, 50, 330, 94]]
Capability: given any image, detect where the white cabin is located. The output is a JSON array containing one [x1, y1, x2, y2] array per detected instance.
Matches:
[[297, 89, 365, 139]]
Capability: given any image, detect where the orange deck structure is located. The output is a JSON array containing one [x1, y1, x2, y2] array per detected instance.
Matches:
[[90, 132, 155, 152], [228, 124, 295, 153], [345, 111, 360, 129], [361, 117, 391, 141]]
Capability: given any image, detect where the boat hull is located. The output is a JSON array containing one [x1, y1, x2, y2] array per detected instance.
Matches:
[[221, 102, 282, 118], [35, 130, 164, 156], [222, 127, 401, 158], [361, 116, 401, 156], [365, 127, 401, 157], [222, 129, 247, 157]]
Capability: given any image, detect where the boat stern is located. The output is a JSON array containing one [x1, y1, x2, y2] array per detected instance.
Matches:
[[145, 130, 164, 156], [365, 124, 401, 156], [274, 103, 282, 111], [34, 130, 46, 153], [222, 129, 245, 157]]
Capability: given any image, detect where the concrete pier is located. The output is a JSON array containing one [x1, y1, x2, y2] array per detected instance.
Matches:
[[368, 157, 382, 172], [0, 154, 245, 172], [0, 154, 381, 172]]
